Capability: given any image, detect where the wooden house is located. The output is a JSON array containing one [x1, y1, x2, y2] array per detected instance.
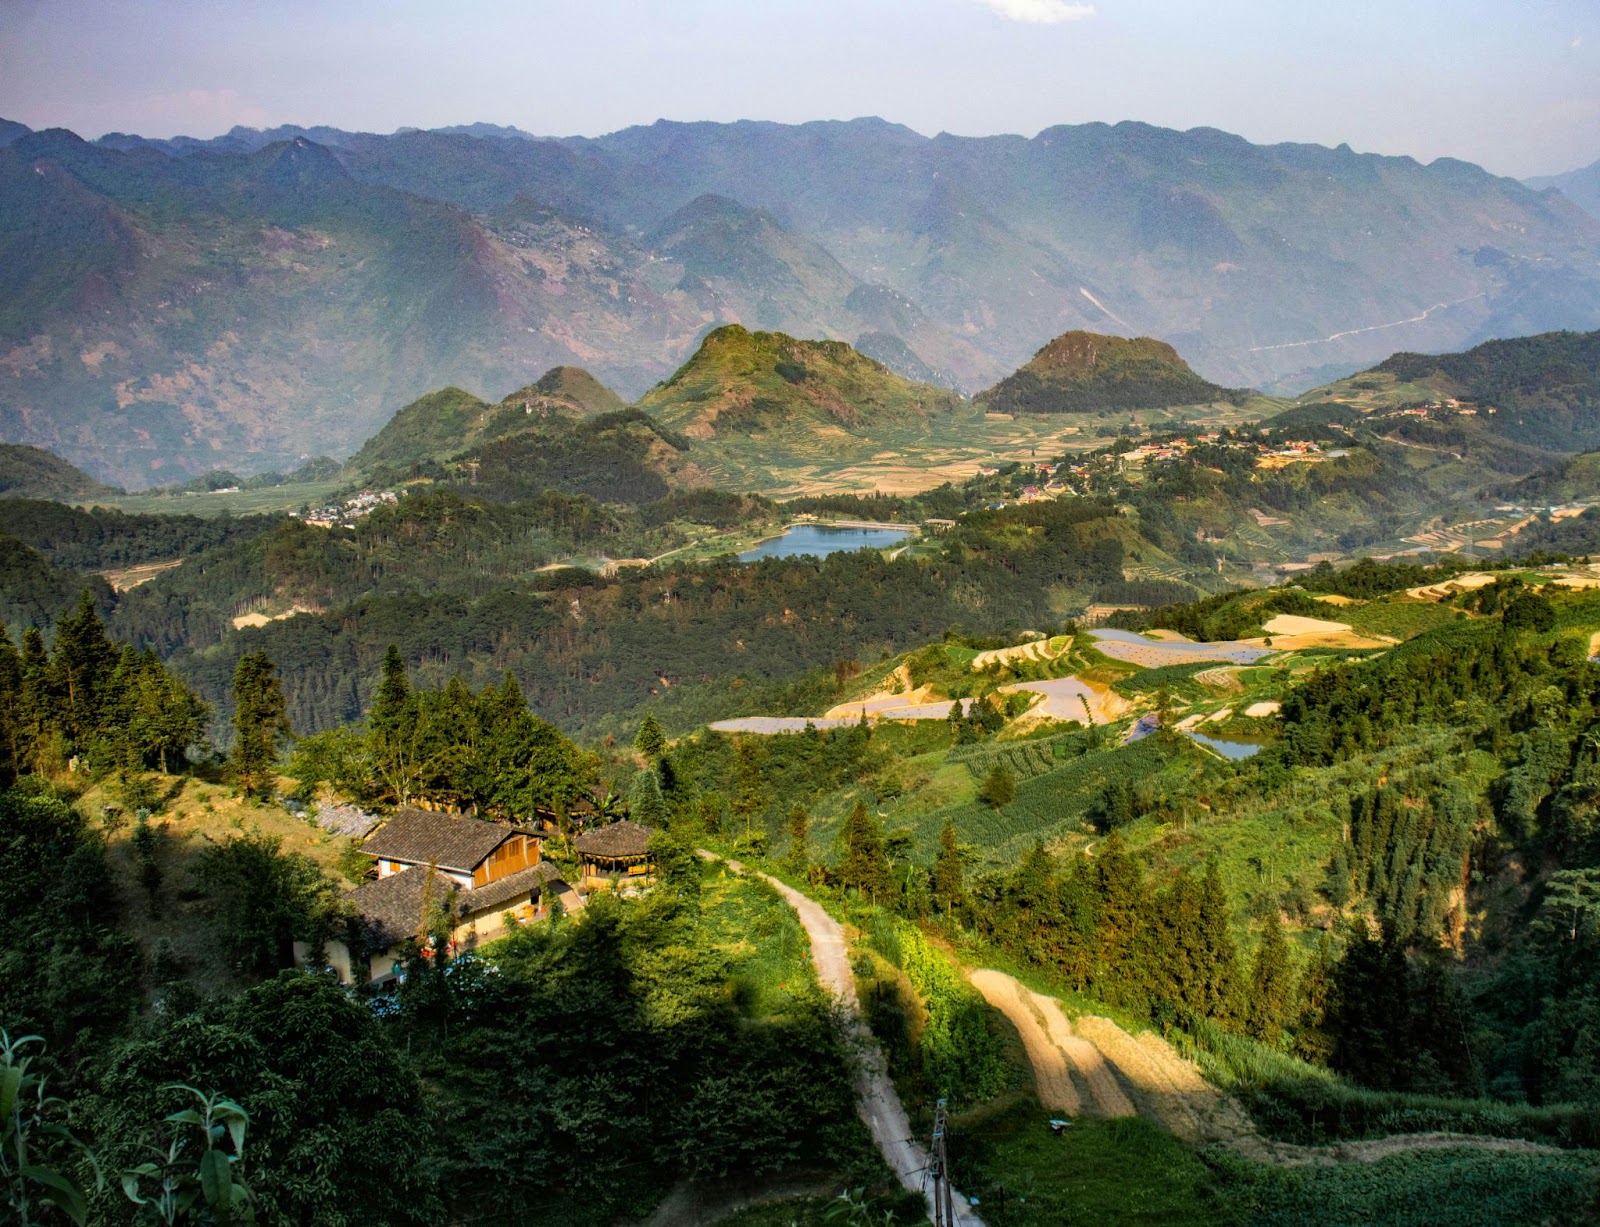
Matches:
[[574, 819, 657, 889], [298, 808, 577, 985], [361, 807, 541, 889]]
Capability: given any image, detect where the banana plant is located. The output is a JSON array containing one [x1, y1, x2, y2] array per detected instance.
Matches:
[[121, 1085, 253, 1226], [1, 1030, 98, 1227]]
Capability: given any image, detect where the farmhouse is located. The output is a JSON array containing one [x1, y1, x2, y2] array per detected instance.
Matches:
[[300, 808, 578, 985], [574, 819, 657, 889], [362, 807, 542, 889]]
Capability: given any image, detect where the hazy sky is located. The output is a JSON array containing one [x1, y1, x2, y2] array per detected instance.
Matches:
[[2, 0, 1596, 178]]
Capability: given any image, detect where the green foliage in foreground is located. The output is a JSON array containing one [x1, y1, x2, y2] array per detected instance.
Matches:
[[949, 1105, 1234, 1226], [1213, 1145, 1599, 1227], [862, 916, 1009, 1106]]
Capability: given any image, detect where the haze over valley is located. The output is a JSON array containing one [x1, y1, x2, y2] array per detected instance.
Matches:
[[11, 4, 1600, 1226]]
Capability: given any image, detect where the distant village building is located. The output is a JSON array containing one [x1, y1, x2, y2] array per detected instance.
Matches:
[[298, 808, 577, 985], [574, 819, 657, 889]]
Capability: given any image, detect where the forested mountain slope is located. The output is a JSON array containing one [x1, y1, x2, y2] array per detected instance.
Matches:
[[0, 443, 118, 500]]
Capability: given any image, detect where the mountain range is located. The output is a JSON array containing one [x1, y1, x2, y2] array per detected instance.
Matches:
[[4, 115, 1600, 486]]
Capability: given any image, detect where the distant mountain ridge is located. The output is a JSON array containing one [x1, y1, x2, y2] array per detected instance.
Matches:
[[1527, 158, 1600, 222], [5, 114, 1600, 484]]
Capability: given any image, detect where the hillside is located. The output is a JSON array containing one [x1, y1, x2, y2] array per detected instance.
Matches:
[[638, 324, 962, 440], [976, 331, 1245, 415], [349, 366, 628, 475], [1498, 450, 1600, 505], [1290, 328, 1600, 461], [1375, 328, 1600, 412], [6, 117, 1600, 482], [0, 443, 118, 500]]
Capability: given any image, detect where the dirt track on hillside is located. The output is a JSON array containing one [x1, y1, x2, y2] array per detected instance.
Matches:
[[705, 855, 984, 1225], [967, 968, 1571, 1168]]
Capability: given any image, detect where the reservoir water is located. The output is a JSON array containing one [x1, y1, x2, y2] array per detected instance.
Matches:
[[740, 524, 913, 561], [1186, 730, 1263, 760]]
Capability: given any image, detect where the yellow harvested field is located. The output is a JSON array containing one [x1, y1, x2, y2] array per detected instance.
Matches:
[[1244, 700, 1282, 718], [1406, 571, 1499, 600], [1261, 613, 1352, 637], [1590, 632, 1600, 661], [1314, 594, 1356, 606], [1551, 574, 1600, 589], [1144, 629, 1195, 643]]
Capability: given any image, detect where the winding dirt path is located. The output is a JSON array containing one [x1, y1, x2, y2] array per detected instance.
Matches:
[[969, 968, 1573, 1167], [704, 855, 984, 1225]]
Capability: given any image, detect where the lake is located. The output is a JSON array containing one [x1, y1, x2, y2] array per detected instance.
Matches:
[[740, 524, 914, 561], [1186, 730, 1263, 760]]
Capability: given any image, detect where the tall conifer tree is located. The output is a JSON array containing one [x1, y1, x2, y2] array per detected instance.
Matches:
[[1246, 910, 1293, 1044], [932, 818, 966, 918], [634, 712, 666, 760], [784, 803, 810, 874], [839, 800, 890, 902], [231, 651, 291, 797]]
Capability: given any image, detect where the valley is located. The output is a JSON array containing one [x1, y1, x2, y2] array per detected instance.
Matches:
[[7, 103, 1600, 1227]]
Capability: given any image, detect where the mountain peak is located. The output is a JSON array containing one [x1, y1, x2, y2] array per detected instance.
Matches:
[[639, 326, 960, 440], [978, 330, 1245, 414]]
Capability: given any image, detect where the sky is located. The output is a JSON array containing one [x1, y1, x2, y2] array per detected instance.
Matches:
[[1, 0, 1597, 178]]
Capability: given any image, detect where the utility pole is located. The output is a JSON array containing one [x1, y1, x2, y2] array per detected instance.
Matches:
[[930, 1097, 956, 1227]]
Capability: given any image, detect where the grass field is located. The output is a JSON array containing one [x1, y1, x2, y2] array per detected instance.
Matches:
[[950, 1103, 1236, 1226], [84, 477, 347, 518], [1213, 1146, 1599, 1227]]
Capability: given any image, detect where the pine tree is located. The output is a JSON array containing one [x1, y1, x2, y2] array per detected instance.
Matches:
[[1246, 910, 1293, 1044], [231, 651, 291, 798], [931, 818, 965, 917], [634, 711, 666, 760], [628, 767, 669, 827], [16, 627, 51, 768], [732, 738, 767, 838], [368, 644, 418, 804], [50, 590, 116, 745], [839, 800, 890, 902], [1193, 860, 1242, 1021], [978, 762, 1015, 808], [1291, 933, 1336, 1064], [784, 803, 810, 874]]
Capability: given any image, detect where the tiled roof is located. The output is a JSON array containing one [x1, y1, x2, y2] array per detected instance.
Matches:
[[360, 808, 513, 873], [464, 862, 562, 914], [574, 819, 656, 859], [348, 862, 565, 949], [345, 867, 454, 949]]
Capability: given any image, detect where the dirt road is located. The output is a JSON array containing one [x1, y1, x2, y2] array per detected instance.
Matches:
[[969, 968, 1570, 1167], [707, 855, 984, 1225]]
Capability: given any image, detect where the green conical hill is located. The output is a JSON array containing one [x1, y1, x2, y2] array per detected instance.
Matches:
[[977, 331, 1244, 415], [350, 366, 628, 474], [637, 325, 961, 441]]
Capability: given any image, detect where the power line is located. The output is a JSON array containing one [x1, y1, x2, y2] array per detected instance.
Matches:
[[929, 1097, 956, 1227]]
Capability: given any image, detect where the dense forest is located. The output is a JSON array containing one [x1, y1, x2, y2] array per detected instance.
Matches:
[[106, 495, 1126, 738]]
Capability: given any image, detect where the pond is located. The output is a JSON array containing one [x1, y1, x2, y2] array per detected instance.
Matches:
[[1186, 730, 1263, 760], [739, 524, 914, 561]]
